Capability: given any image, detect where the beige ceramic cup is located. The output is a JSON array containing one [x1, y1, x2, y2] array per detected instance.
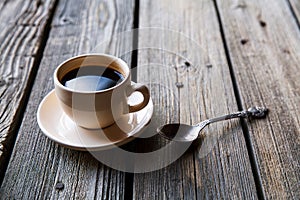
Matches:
[[54, 54, 150, 129]]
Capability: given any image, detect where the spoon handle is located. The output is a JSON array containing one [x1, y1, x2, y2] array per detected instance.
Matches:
[[208, 107, 268, 124]]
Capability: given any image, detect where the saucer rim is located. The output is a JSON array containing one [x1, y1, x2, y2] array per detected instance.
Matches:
[[37, 89, 153, 151]]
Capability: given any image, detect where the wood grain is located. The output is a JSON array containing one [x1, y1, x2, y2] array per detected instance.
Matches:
[[133, 0, 258, 199], [0, 0, 135, 199], [216, 0, 300, 198], [0, 0, 57, 183]]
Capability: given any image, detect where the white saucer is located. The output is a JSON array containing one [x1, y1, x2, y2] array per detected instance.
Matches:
[[37, 90, 153, 151]]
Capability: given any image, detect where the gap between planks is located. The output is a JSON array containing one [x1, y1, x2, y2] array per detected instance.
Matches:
[[287, 0, 300, 30], [212, 0, 265, 199], [124, 0, 140, 199]]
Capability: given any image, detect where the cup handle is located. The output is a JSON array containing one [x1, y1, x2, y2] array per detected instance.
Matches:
[[127, 83, 150, 112]]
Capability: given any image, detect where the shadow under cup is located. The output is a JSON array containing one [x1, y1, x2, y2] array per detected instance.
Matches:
[[54, 54, 150, 129]]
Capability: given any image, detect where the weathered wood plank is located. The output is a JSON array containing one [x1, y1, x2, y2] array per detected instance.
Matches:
[[216, 0, 300, 198], [134, 0, 258, 199], [0, 0, 135, 199], [0, 0, 57, 183]]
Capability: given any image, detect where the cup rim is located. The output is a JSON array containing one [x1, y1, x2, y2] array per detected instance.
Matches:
[[54, 53, 130, 94]]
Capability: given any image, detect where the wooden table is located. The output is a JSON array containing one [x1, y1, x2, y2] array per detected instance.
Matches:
[[0, 0, 299, 199]]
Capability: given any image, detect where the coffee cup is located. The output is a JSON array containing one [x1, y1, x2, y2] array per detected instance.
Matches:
[[54, 54, 150, 129]]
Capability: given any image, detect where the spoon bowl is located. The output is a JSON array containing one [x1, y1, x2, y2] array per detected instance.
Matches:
[[157, 123, 200, 142], [157, 107, 268, 142]]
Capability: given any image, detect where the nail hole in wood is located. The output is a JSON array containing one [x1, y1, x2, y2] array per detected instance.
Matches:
[[259, 20, 267, 27], [240, 39, 249, 45], [175, 82, 184, 88], [184, 61, 191, 67], [283, 49, 290, 54], [55, 182, 64, 191]]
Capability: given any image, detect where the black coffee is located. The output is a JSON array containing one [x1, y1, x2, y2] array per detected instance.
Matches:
[[61, 66, 124, 91]]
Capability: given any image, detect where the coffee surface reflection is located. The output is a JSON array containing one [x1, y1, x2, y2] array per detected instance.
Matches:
[[61, 66, 124, 91]]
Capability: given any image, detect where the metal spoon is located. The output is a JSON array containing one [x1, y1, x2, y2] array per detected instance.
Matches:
[[157, 107, 268, 142]]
